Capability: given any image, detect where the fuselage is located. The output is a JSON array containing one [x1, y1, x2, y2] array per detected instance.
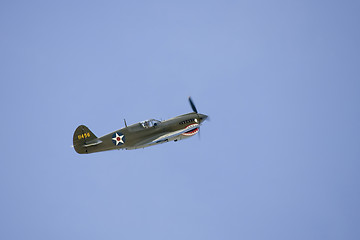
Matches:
[[78, 112, 207, 153]]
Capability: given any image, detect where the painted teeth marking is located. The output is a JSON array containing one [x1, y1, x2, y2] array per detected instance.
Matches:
[[182, 124, 199, 136]]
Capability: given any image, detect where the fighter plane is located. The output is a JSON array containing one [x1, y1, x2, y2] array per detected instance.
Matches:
[[73, 97, 208, 154]]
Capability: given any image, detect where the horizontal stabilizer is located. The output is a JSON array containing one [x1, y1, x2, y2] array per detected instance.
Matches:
[[83, 139, 102, 147]]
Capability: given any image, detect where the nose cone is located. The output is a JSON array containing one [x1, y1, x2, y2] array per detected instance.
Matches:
[[198, 114, 208, 123]]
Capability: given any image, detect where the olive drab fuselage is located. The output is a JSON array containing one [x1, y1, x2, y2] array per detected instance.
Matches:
[[73, 112, 208, 154], [73, 97, 208, 154]]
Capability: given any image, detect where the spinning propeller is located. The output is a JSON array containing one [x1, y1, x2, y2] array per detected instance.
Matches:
[[188, 97, 208, 139], [189, 96, 198, 113]]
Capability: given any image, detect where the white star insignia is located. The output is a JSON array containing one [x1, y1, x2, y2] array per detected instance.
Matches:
[[112, 133, 124, 145]]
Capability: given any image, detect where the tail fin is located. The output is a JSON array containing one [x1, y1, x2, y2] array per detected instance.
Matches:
[[73, 125, 98, 154]]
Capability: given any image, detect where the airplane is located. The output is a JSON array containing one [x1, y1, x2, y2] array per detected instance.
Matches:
[[73, 97, 208, 154]]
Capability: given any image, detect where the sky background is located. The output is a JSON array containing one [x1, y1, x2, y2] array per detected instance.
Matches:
[[1, 0, 360, 239]]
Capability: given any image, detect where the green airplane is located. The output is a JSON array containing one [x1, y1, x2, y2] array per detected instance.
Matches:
[[73, 97, 208, 154]]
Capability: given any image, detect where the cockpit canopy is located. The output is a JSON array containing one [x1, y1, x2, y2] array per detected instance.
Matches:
[[140, 119, 161, 128]]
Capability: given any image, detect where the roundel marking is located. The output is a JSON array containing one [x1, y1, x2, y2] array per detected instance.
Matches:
[[112, 132, 125, 146]]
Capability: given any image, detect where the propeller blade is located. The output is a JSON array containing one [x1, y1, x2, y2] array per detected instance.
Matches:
[[188, 97, 198, 113]]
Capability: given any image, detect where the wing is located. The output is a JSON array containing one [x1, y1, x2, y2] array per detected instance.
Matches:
[[131, 123, 200, 149], [151, 124, 199, 143]]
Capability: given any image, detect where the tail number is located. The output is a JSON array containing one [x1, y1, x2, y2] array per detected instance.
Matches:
[[78, 132, 91, 140]]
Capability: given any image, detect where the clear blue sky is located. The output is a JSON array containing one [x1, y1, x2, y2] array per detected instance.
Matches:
[[1, 1, 359, 239]]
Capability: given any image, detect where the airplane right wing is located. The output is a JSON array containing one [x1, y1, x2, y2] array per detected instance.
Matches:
[[151, 123, 199, 143], [128, 123, 200, 150]]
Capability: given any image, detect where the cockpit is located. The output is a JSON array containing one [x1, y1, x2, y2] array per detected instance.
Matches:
[[140, 119, 161, 128]]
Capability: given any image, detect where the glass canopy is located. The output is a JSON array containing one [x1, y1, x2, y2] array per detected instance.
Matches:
[[140, 119, 161, 128]]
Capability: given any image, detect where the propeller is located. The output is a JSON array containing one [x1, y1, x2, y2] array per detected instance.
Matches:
[[188, 96, 198, 113], [198, 126, 201, 140], [188, 96, 207, 140]]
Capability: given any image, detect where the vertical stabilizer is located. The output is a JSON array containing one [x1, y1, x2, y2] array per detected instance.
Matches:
[[73, 125, 97, 154]]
